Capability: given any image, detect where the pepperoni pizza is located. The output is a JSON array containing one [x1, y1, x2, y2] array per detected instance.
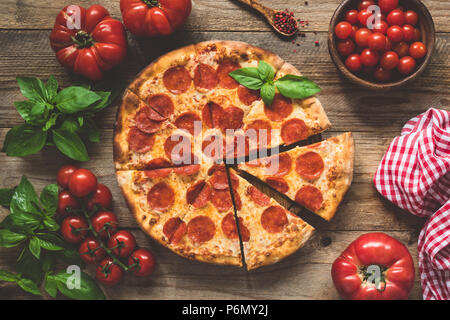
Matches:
[[114, 41, 353, 269]]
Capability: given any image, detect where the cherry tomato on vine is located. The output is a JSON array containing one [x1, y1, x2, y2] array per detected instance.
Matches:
[[357, 0, 374, 11], [96, 258, 123, 286], [355, 28, 372, 47], [68, 169, 98, 198], [108, 230, 137, 258], [57, 165, 79, 189], [128, 248, 156, 277], [380, 51, 400, 70], [61, 216, 88, 244], [337, 38, 356, 56], [360, 48, 380, 67], [345, 10, 359, 24], [345, 54, 362, 72], [335, 22, 353, 39], [86, 184, 113, 211], [374, 66, 392, 81], [387, 9, 405, 26], [409, 42, 427, 59], [393, 41, 409, 57], [91, 211, 119, 239], [78, 237, 106, 264], [378, 0, 399, 13], [402, 24, 415, 42], [368, 33, 388, 51], [387, 25, 404, 42], [397, 56, 416, 75], [404, 10, 418, 25], [57, 191, 79, 215]]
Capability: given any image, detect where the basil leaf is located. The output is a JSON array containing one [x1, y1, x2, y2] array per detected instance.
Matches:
[[45, 75, 58, 102], [35, 234, 64, 251], [77, 115, 84, 127], [17, 278, 41, 296], [229, 67, 264, 90], [79, 118, 100, 143], [52, 128, 89, 161], [0, 270, 20, 282], [0, 229, 27, 248], [28, 102, 49, 125], [0, 187, 15, 207], [56, 248, 85, 268], [40, 184, 58, 214], [0, 212, 41, 233], [16, 246, 43, 284], [2, 124, 47, 157], [60, 117, 79, 133], [29, 237, 41, 259], [44, 275, 58, 298], [43, 216, 59, 231], [54, 87, 101, 114], [10, 176, 40, 215], [14, 101, 34, 122], [260, 82, 276, 106], [257, 61, 275, 82], [43, 113, 58, 131], [88, 91, 112, 112], [275, 75, 321, 99], [51, 271, 105, 300], [16, 77, 46, 102]]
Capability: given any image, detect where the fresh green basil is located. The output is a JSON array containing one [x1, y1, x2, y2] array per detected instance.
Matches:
[[0, 188, 15, 207], [229, 67, 264, 90], [29, 237, 42, 259], [48, 271, 105, 300], [54, 86, 101, 114], [0, 229, 27, 248], [0, 270, 20, 282], [261, 82, 276, 106], [0, 212, 41, 233], [16, 77, 46, 102], [17, 277, 41, 295], [257, 61, 275, 82], [10, 176, 40, 216], [2, 124, 47, 157], [45, 75, 58, 103], [35, 234, 64, 251], [275, 74, 321, 99], [40, 184, 58, 214], [52, 128, 89, 161]]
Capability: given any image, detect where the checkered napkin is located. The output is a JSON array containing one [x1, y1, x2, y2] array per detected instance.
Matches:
[[374, 108, 450, 300]]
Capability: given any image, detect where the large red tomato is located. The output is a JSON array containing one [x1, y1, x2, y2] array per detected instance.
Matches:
[[331, 232, 415, 300], [49, 5, 127, 80], [120, 0, 192, 37]]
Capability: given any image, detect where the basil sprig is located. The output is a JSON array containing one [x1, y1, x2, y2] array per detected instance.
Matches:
[[0, 176, 104, 300], [229, 61, 321, 105], [1, 76, 120, 161]]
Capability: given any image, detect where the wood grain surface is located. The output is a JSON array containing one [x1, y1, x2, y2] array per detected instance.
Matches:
[[0, 0, 449, 300]]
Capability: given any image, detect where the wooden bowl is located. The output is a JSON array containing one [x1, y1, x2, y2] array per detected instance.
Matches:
[[328, 0, 435, 89]]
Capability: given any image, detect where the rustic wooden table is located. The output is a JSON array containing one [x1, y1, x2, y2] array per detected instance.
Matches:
[[0, 0, 448, 300]]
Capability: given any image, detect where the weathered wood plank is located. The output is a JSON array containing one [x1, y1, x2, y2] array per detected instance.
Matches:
[[0, 31, 448, 130], [0, 230, 422, 299], [0, 0, 448, 32]]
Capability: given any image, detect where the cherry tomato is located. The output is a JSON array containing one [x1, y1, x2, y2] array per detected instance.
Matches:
[[350, 25, 359, 39], [360, 48, 380, 67], [61, 216, 88, 244], [57, 191, 79, 215], [345, 54, 362, 72], [358, 9, 372, 27], [387, 9, 405, 26], [108, 230, 136, 258], [78, 237, 106, 264], [374, 66, 392, 81], [397, 56, 416, 75], [378, 0, 399, 13], [337, 38, 356, 56], [355, 28, 372, 47], [345, 10, 359, 25], [86, 183, 113, 211], [358, 0, 375, 11], [373, 20, 388, 34], [380, 51, 400, 70], [404, 10, 418, 25], [387, 25, 404, 42], [128, 248, 156, 277], [409, 42, 427, 59], [402, 24, 415, 42], [368, 32, 388, 51], [91, 211, 119, 239], [385, 37, 393, 50], [413, 28, 421, 41], [96, 258, 123, 286], [393, 41, 409, 57], [57, 165, 79, 189], [68, 169, 97, 198], [335, 21, 353, 39]]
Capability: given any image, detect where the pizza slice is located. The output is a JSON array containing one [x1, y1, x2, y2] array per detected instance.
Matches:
[[238, 132, 354, 221], [228, 169, 314, 270]]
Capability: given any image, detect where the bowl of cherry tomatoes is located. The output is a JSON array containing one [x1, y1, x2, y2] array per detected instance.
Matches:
[[328, 0, 435, 89]]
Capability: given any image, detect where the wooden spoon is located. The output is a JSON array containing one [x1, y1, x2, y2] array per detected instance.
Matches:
[[234, 0, 298, 36]]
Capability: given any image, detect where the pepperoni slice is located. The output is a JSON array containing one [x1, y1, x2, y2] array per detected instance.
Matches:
[[264, 94, 293, 121], [174, 112, 201, 136], [147, 94, 174, 120], [221, 213, 250, 242], [144, 168, 172, 178], [210, 189, 233, 212], [134, 107, 161, 134], [296, 151, 324, 180], [186, 180, 212, 208], [264, 153, 292, 177], [202, 135, 226, 160], [245, 120, 272, 149], [147, 182, 175, 212], [265, 177, 289, 194], [194, 63, 218, 90], [238, 85, 261, 105], [281, 118, 308, 145], [173, 164, 200, 176], [164, 134, 193, 164], [220, 106, 244, 133], [128, 127, 155, 153], [163, 217, 187, 244], [145, 157, 172, 169], [209, 168, 229, 190], [261, 206, 289, 233], [295, 185, 324, 212], [187, 216, 215, 244], [163, 66, 191, 94], [247, 186, 271, 206], [217, 59, 241, 89], [202, 102, 224, 128]]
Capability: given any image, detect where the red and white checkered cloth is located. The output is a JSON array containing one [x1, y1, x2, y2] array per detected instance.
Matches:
[[374, 108, 450, 300]]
